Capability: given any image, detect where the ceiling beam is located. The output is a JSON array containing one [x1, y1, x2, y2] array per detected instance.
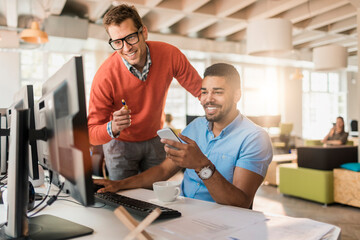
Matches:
[[226, 30, 246, 42], [348, 0, 360, 8], [236, 0, 308, 20], [200, 20, 246, 39], [223, 0, 308, 35], [143, 10, 185, 31], [295, 34, 350, 49], [328, 16, 357, 34], [295, 4, 356, 30], [276, 0, 348, 24], [157, 0, 210, 12], [182, 0, 210, 12], [83, 1, 111, 22], [171, 15, 217, 35], [145, 0, 163, 7], [292, 30, 327, 45], [214, 0, 256, 17], [336, 38, 358, 47]]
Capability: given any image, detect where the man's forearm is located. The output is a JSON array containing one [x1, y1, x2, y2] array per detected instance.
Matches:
[[203, 171, 251, 208]]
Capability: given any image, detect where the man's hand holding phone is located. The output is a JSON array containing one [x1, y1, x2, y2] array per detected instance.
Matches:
[[157, 128, 181, 150], [157, 128, 210, 170]]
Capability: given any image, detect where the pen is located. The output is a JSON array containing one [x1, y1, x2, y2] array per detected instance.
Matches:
[[122, 99, 128, 110]]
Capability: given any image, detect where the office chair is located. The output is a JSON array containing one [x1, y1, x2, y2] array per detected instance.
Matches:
[[186, 115, 202, 125], [272, 123, 293, 154], [91, 145, 107, 178]]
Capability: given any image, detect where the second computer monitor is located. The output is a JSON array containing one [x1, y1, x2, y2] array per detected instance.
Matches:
[[35, 56, 93, 206]]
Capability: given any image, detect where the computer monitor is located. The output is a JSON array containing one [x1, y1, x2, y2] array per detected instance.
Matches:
[[0, 56, 94, 239], [36, 56, 93, 206], [6, 85, 39, 180]]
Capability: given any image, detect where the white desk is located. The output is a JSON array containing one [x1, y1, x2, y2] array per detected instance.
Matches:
[[0, 188, 340, 239]]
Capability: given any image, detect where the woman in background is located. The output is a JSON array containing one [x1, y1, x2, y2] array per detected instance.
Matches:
[[322, 116, 348, 146]]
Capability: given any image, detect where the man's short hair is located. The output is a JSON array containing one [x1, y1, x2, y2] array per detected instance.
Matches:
[[204, 63, 241, 90], [103, 4, 143, 32]]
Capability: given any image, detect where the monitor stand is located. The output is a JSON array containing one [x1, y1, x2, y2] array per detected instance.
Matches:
[[0, 215, 93, 240], [0, 109, 93, 240]]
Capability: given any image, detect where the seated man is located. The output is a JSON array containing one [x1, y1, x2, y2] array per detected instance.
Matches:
[[94, 63, 273, 208]]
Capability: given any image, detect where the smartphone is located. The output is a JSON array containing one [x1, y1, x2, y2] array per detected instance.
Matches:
[[157, 128, 181, 150]]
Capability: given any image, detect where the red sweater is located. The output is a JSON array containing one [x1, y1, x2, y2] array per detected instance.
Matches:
[[88, 41, 202, 145]]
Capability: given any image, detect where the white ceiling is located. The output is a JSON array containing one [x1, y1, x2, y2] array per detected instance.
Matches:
[[0, 0, 360, 62]]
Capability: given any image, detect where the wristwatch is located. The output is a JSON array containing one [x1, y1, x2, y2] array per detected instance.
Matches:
[[196, 164, 215, 180]]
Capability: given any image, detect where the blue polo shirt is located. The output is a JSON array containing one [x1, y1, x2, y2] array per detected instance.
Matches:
[[180, 112, 273, 202]]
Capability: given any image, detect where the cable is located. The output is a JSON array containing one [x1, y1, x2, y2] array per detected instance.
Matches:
[[28, 182, 64, 218], [0, 221, 7, 228], [0, 174, 7, 186], [28, 171, 53, 213], [57, 198, 106, 208], [0, 174, 7, 182]]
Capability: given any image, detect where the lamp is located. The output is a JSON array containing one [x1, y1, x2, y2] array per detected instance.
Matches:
[[313, 45, 347, 71], [20, 21, 48, 44], [247, 18, 292, 56]]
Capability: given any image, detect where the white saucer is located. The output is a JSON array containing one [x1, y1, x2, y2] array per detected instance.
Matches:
[[149, 196, 185, 206]]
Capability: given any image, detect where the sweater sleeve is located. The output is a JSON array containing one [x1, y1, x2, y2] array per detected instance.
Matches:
[[87, 70, 114, 145], [172, 47, 202, 99]]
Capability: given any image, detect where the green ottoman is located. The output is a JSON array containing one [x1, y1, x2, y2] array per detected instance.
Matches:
[[279, 163, 334, 204]]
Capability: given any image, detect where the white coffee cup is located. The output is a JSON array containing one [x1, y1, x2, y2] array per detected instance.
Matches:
[[153, 181, 181, 202]]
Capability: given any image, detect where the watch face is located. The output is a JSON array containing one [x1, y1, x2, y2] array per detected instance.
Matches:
[[200, 167, 213, 179]]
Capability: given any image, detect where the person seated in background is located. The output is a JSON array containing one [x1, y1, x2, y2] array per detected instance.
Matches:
[[322, 116, 348, 146], [164, 113, 175, 129], [94, 63, 273, 209]]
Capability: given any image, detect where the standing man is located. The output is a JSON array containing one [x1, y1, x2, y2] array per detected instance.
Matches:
[[94, 63, 273, 208], [88, 4, 202, 180]]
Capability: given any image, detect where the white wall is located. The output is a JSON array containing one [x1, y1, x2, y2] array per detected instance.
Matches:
[[281, 67, 302, 138], [347, 71, 359, 125], [0, 52, 20, 108]]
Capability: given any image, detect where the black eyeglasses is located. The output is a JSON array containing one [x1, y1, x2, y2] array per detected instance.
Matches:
[[108, 27, 143, 50]]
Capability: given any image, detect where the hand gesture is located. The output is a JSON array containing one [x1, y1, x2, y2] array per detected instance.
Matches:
[[111, 106, 131, 136]]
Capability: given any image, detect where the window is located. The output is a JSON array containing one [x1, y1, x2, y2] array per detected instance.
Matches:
[[302, 71, 346, 139], [164, 60, 205, 129], [20, 51, 95, 107], [241, 66, 279, 116]]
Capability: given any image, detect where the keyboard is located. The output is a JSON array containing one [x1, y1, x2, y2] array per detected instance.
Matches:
[[93, 186, 181, 220]]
